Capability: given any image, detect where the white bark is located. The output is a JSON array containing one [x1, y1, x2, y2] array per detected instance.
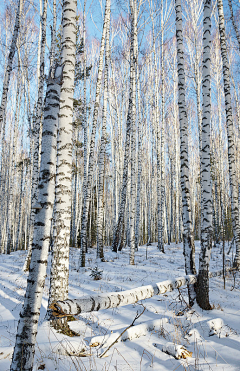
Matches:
[[0, 0, 22, 136], [217, 0, 240, 267], [159, 9, 166, 252], [49, 0, 77, 305], [129, 0, 138, 265], [10, 66, 62, 371], [111, 6, 135, 253], [97, 3, 110, 260], [135, 69, 143, 250], [25, 0, 47, 271], [175, 0, 196, 305], [228, 0, 240, 52], [197, 0, 213, 310], [50, 275, 197, 316], [80, 0, 111, 266], [50, 0, 57, 69]]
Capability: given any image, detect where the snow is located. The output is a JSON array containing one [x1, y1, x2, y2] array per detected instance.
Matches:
[[0, 241, 240, 371], [162, 342, 191, 359], [90, 318, 168, 349], [208, 318, 224, 336]]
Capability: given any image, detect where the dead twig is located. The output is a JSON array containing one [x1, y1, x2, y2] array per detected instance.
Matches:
[[99, 306, 146, 358]]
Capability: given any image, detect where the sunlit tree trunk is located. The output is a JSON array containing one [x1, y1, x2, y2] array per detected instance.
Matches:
[[80, 0, 111, 266], [135, 63, 143, 250], [159, 8, 166, 252], [228, 0, 240, 52], [196, 0, 213, 310], [217, 0, 240, 268], [24, 0, 47, 271], [10, 65, 62, 371], [129, 0, 138, 265], [97, 4, 110, 260], [0, 0, 22, 136], [175, 0, 196, 305], [49, 0, 77, 304], [111, 9, 135, 254]]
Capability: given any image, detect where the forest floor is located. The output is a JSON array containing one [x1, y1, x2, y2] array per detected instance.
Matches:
[[0, 241, 240, 371]]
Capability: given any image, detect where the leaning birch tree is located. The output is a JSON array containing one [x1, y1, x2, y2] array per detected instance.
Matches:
[[24, 0, 47, 271], [0, 0, 22, 136], [10, 65, 62, 371]]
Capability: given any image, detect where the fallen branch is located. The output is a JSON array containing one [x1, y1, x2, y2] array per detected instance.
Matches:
[[98, 307, 146, 358], [90, 317, 168, 350], [50, 275, 197, 317]]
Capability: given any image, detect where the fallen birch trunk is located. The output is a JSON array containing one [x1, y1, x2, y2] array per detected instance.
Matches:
[[50, 275, 197, 317], [90, 318, 168, 349]]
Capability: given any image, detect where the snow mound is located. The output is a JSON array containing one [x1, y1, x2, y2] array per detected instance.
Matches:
[[207, 318, 224, 336], [185, 328, 202, 342], [90, 318, 168, 348], [53, 338, 87, 356], [162, 342, 192, 359]]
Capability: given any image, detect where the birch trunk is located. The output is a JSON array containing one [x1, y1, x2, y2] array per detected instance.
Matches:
[[111, 7, 134, 253], [80, 0, 111, 266], [0, 0, 22, 136], [159, 12, 165, 252], [196, 0, 213, 310], [135, 67, 143, 250], [217, 0, 240, 268], [24, 0, 47, 271], [49, 0, 77, 305], [175, 0, 196, 305], [129, 0, 138, 265], [10, 66, 62, 371], [82, 0, 88, 250], [228, 0, 240, 52], [50, 275, 197, 316], [50, 0, 57, 69], [97, 8, 110, 260]]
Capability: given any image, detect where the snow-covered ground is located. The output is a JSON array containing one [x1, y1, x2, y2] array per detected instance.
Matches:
[[0, 242, 240, 371]]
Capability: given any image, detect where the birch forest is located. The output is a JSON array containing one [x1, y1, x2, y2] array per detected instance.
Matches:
[[0, 0, 240, 370]]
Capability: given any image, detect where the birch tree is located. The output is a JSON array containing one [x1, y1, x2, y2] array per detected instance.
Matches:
[[196, 0, 213, 310], [24, 0, 47, 271], [217, 0, 240, 268], [175, 0, 196, 305], [228, 0, 240, 52], [96, 3, 110, 260], [80, 0, 111, 267], [49, 0, 77, 305], [129, 0, 138, 265], [10, 65, 62, 371], [111, 2, 137, 254], [0, 0, 22, 136]]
